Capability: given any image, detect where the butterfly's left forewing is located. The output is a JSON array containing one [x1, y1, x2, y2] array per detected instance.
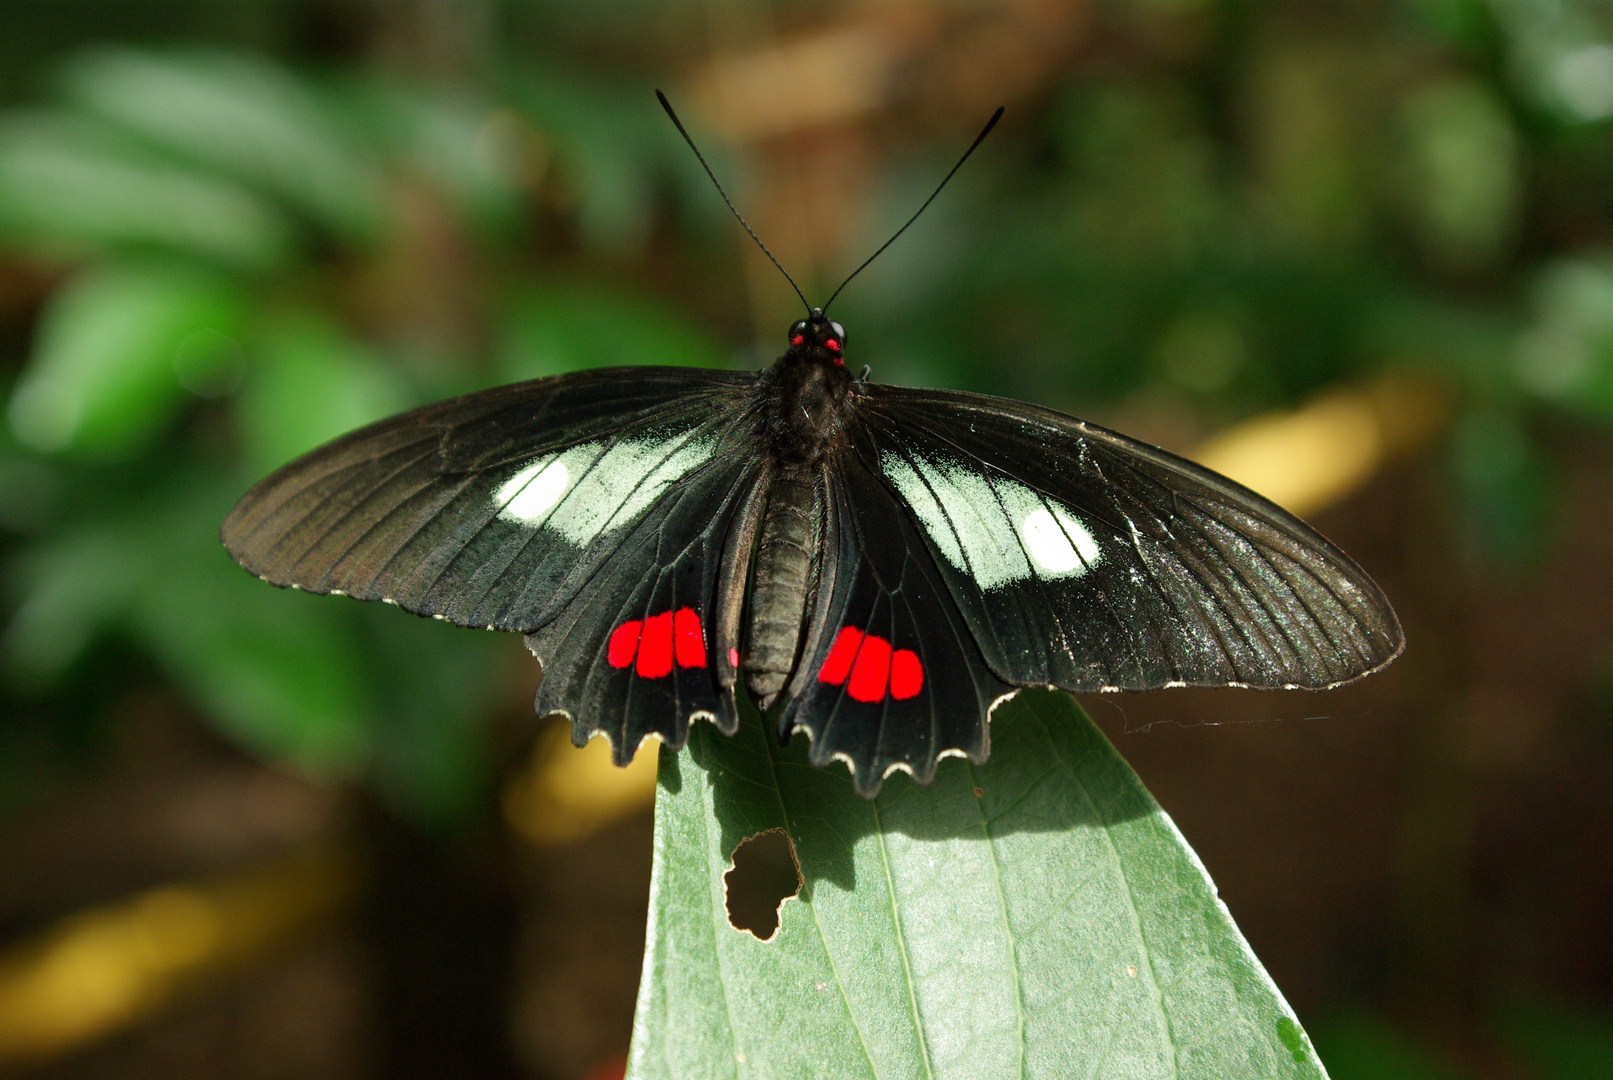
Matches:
[[224, 367, 763, 757], [222, 367, 757, 633]]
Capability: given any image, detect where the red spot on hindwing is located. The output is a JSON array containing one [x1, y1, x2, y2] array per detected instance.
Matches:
[[674, 608, 706, 668], [609, 608, 707, 678], [636, 611, 674, 678], [890, 649, 923, 700], [819, 627, 863, 685], [608, 620, 641, 668], [818, 627, 924, 703], [847, 635, 892, 702]]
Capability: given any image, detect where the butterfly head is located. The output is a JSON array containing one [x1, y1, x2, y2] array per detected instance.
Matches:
[[788, 308, 847, 365]]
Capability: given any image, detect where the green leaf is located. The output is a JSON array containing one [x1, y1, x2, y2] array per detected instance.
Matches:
[[3, 525, 143, 680], [502, 68, 703, 256], [4, 474, 376, 775], [0, 112, 295, 269], [361, 607, 508, 827], [1394, 78, 1519, 271], [8, 260, 246, 457], [61, 47, 385, 243], [354, 82, 526, 235], [631, 689, 1328, 1080], [1448, 408, 1551, 564], [132, 535, 376, 778], [234, 310, 412, 474], [1493, 990, 1613, 1080], [1513, 258, 1613, 422]]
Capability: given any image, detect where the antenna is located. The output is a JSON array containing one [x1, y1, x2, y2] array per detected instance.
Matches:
[[823, 106, 1004, 312], [657, 90, 810, 315]]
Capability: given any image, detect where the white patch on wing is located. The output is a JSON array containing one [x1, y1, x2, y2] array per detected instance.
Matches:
[[1020, 506, 1101, 574], [494, 429, 715, 544], [496, 457, 570, 520], [881, 449, 1102, 588]]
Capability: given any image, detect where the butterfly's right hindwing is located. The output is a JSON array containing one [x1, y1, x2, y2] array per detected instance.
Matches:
[[221, 368, 758, 633], [781, 453, 1015, 796]]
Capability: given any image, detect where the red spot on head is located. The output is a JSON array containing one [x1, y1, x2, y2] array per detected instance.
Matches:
[[818, 627, 863, 686], [636, 611, 674, 678], [890, 649, 923, 700], [608, 620, 641, 668], [791, 334, 805, 346], [825, 338, 840, 352], [847, 634, 892, 702], [673, 607, 706, 668]]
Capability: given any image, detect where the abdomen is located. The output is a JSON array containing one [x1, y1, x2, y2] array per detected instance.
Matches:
[[743, 469, 820, 708]]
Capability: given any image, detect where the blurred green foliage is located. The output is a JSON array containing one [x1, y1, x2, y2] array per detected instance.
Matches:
[[1495, 990, 1613, 1080], [0, 17, 737, 825], [1310, 1009, 1472, 1080], [0, 0, 1608, 811], [0, 0, 1606, 883]]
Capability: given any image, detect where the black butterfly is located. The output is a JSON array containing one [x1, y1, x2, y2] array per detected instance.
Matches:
[[220, 101, 1402, 797]]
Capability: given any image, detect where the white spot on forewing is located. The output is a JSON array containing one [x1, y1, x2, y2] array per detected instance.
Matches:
[[1020, 506, 1100, 574], [879, 454, 966, 568], [495, 456, 569, 521], [881, 449, 1101, 588], [494, 431, 715, 544], [565, 434, 715, 540]]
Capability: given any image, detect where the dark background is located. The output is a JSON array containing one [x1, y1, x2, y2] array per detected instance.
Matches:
[[0, 1, 1610, 1077]]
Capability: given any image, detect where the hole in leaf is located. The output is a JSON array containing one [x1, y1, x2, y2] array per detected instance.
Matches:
[[723, 828, 801, 941]]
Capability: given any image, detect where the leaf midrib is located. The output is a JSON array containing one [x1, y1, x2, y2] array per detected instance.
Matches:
[[1033, 706, 1180, 1080], [967, 760, 1027, 1077], [762, 738, 883, 1080], [869, 796, 937, 1080]]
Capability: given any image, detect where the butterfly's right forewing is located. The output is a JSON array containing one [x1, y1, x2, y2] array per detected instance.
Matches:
[[852, 385, 1403, 693]]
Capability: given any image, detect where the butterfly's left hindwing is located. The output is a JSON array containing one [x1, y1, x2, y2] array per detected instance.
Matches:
[[526, 456, 757, 759]]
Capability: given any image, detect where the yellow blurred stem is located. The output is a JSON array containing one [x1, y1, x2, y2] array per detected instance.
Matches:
[[1192, 374, 1446, 519], [0, 843, 358, 1065], [503, 722, 659, 846]]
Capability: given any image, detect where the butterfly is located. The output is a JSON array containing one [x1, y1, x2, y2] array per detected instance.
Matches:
[[220, 99, 1402, 797]]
